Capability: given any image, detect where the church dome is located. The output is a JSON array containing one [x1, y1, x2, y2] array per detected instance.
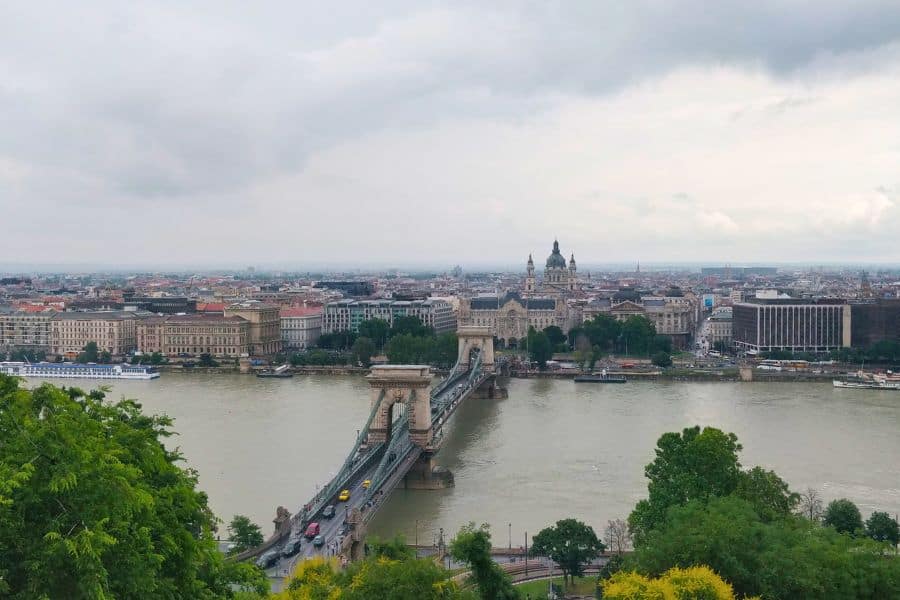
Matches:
[[545, 240, 567, 269]]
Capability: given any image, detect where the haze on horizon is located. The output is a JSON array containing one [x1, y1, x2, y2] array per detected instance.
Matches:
[[2, 1, 900, 267]]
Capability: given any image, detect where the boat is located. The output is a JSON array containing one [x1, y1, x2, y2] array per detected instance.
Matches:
[[0, 361, 160, 380], [257, 364, 293, 378], [574, 369, 626, 384], [833, 370, 900, 391]]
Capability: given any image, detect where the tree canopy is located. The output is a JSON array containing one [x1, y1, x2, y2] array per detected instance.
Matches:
[[525, 327, 553, 369], [530, 518, 605, 585], [450, 523, 518, 600], [866, 511, 900, 546], [0, 374, 266, 599], [227, 515, 264, 555], [823, 498, 864, 536]]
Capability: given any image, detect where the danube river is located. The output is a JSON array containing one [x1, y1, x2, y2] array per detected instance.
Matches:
[[30, 374, 900, 545]]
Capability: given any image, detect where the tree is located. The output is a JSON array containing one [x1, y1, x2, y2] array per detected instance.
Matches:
[[602, 566, 736, 600], [530, 518, 605, 585], [351, 336, 376, 367], [450, 523, 519, 600], [389, 315, 432, 338], [227, 515, 264, 555], [358, 318, 390, 350], [526, 327, 553, 370], [0, 375, 266, 598], [77, 340, 99, 363], [99, 350, 112, 364], [199, 353, 219, 367], [274, 553, 474, 600], [368, 534, 415, 560], [823, 498, 864, 535], [866, 511, 900, 547], [797, 487, 824, 522], [572, 332, 592, 371], [543, 325, 566, 348], [651, 351, 672, 368], [604, 519, 632, 555], [620, 315, 656, 355], [631, 495, 900, 599], [629, 426, 744, 543], [734, 466, 799, 522]]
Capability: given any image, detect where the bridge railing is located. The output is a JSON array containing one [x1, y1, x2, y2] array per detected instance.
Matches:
[[301, 388, 388, 521]]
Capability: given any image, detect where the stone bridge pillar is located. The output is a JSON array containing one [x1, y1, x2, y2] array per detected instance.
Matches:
[[457, 326, 494, 368], [366, 365, 433, 447]]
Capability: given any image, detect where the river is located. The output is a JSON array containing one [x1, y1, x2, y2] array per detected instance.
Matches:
[[28, 374, 900, 547]]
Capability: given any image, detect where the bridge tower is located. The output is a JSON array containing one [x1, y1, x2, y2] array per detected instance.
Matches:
[[457, 326, 495, 368], [366, 365, 433, 447]]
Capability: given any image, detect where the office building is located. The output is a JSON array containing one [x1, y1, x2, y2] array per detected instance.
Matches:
[[281, 306, 323, 350], [136, 314, 249, 358], [323, 298, 457, 335], [732, 298, 850, 353], [50, 311, 141, 357], [224, 301, 282, 356]]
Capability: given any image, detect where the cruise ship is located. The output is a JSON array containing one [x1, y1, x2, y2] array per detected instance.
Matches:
[[0, 361, 160, 380]]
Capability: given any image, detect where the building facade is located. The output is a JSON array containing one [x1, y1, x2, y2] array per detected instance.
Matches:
[[732, 298, 850, 353], [0, 311, 54, 353], [849, 299, 900, 348], [457, 292, 568, 348], [582, 294, 700, 350], [322, 299, 456, 335], [136, 314, 249, 358], [50, 311, 141, 357], [280, 307, 323, 350], [707, 307, 733, 348], [224, 301, 282, 356]]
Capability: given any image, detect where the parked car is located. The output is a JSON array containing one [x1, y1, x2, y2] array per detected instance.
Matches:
[[323, 505, 336, 519], [304, 522, 320, 539], [255, 550, 279, 569]]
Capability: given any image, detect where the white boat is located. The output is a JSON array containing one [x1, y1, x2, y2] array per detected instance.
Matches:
[[833, 371, 900, 391], [0, 361, 160, 380]]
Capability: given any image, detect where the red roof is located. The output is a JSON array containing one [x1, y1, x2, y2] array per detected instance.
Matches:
[[280, 306, 323, 317], [196, 302, 226, 313]]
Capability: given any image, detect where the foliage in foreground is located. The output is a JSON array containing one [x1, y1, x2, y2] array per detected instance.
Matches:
[[0, 374, 267, 599], [272, 555, 474, 600], [601, 566, 753, 600]]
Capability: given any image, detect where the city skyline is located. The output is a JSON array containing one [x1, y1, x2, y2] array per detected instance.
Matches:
[[3, 2, 900, 265]]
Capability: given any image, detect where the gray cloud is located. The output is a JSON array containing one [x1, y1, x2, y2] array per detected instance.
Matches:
[[2, 1, 900, 265]]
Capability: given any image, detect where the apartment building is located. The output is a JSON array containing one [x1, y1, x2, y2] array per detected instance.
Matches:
[[136, 314, 249, 357], [323, 298, 457, 335], [50, 311, 141, 357], [280, 306, 323, 350]]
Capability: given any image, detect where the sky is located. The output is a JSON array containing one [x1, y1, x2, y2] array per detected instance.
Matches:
[[2, 1, 900, 269]]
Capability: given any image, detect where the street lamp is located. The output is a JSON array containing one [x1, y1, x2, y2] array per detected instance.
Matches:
[[415, 519, 419, 548], [508, 523, 512, 555]]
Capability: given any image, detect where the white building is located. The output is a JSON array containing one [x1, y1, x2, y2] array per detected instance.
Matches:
[[280, 306, 323, 350]]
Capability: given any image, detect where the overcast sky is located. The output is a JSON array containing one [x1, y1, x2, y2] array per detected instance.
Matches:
[[3, 2, 900, 269]]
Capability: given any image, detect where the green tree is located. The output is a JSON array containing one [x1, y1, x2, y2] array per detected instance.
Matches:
[[631, 495, 900, 599], [650, 351, 672, 368], [227, 514, 264, 555], [629, 426, 743, 543], [358, 318, 390, 349], [734, 466, 799, 522], [581, 314, 621, 352], [99, 350, 112, 363], [866, 511, 900, 546], [317, 330, 357, 350], [526, 327, 553, 370], [199, 353, 219, 367], [368, 534, 415, 560], [823, 498, 864, 535], [450, 523, 519, 600], [620, 315, 656, 355], [352, 336, 377, 367], [543, 325, 566, 348], [530, 518, 605, 585], [149, 351, 166, 365], [0, 375, 266, 599], [77, 340, 99, 362], [390, 315, 432, 338]]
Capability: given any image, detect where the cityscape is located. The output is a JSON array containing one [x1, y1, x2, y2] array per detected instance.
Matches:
[[3, 3, 900, 600]]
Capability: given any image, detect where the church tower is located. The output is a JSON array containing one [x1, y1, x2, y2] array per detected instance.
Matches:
[[568, 253, 577, 291], [525, 254, 536, 293]]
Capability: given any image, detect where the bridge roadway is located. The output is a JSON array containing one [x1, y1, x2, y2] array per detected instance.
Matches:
[[256, 352, 493, 575]]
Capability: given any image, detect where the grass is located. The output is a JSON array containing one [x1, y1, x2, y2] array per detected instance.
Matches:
[[515, 575, 596, 598]]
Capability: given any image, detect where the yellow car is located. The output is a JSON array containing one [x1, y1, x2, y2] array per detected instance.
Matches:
[[362, 480, 371, 489], [338, 489, 350, 502]]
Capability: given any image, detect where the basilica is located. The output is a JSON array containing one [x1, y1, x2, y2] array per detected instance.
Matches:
[[457, 240, 579, 348]]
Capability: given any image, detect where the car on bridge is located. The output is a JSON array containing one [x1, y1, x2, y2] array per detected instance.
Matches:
[[255, 549, 279, 569], [323, 504, 336, 519], [304, 522, 320, 539], [281, 533, 303, 558], [362, 479, 371, 489], [338, 489, 350, 502], [313, 535, 324, 547]]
